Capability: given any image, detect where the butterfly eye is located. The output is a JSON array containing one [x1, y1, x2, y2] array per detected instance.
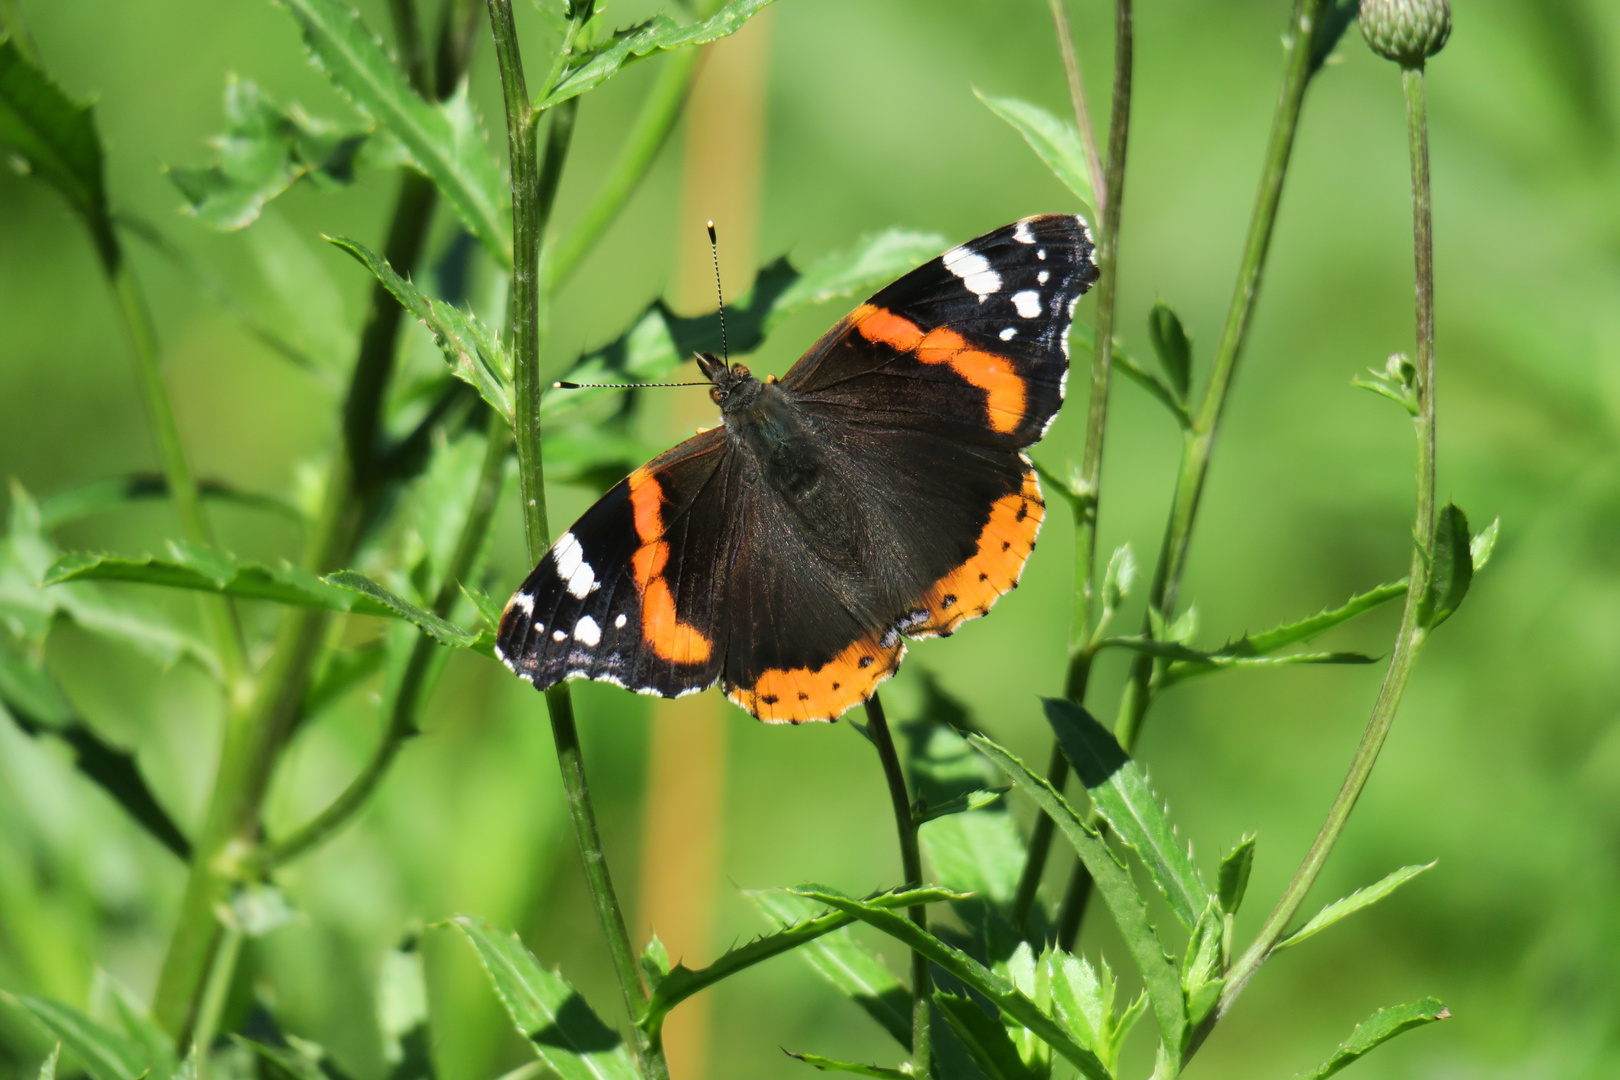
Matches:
[[710, 386, 725, 405], [732, 364, 751, 379]]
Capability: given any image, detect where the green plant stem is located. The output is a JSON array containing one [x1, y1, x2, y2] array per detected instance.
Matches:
[[1111, 0, 1329, 758], [154, 146, 448, 1052], [484, 5, 663, 1077], [110, 261, 249, 691], [1012, 0, 1133, 933], [865, 692, 930, 1078], [1209, 60, 1439, 1048], [1045, 0, 1103, 210], [545, 48, 699, 292], [1047, 0, 1331, 952], [261, 425, 513, 868]]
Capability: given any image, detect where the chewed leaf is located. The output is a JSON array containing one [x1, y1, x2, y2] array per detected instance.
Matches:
[[168, 76, 368, 230], [1273, 863, 1436, 953], [277, 0, 510, 264], [450, 916, 640, 1080], [1298, 998, 1449, 1079], [0, 38, 117, 268], [328, 235, 512, 420], [539, 0, 779, 110], [974, 89, 1095, 211]]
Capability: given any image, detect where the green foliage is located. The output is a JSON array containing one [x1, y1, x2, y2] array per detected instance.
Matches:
[[1272, 863, 1436, 954], [168, 77, 369, 230], [450, 916, 640, 1080], [2, 996, 150, 1080], [974, 90, 1094, 214], [276, 0, 511, 265], [1146, 302, 1192, 402], [1043, 952, 1142, 1076], [1217, 836, 1256, 916], [1042, 699, 1211, 930], [539, 0, 780, 111], [780, 1051, 907, 1079], [933, 993, 1043, 1080], [1417, 503, 1473, 630], [0, 36, 116, 268], [329, 235, 513, 420], [1297, 999, 1449, 1079]]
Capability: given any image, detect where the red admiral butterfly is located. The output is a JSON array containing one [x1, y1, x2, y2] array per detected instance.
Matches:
[[496, 216, 1098, 723]]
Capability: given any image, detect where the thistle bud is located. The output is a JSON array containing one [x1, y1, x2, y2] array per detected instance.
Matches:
[[1359, 0, 1451, 66]]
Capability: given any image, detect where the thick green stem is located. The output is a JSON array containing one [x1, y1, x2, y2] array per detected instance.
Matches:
[[866, 693, 930, 1077], [484, 5, 662, 1076], [1013, 0, 1132, 933], [154, 150, 447, 1052], [262, 425, 513, 868], [110, 259, 249, 692], [1112, 0, 1330, 757], [545, 48, 699, 292], [1210, 61, 1439, 1044]]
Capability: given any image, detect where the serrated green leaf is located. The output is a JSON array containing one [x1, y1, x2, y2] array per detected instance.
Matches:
[[450, 916, 639, 1080], [1147, 302, 1192, 401], [1043, 698, 1212, 929], [545, 230, 945, 423], [1180, 904, 1223, 1036], [329, 235, 512, 420], [1274, 863, 1436, 954], [96, 977, 173, 1080], [324, 570, 480, 646], [0, 37, 116, 268], [1217, 836, 1255, 916], [967, 733, 1185, 1050], [1470, 518, 1499, 571], [1297, 998, 1449, 1080], [277, 0, 510, 265], [7, 995, 148, 1080], [915, 788, 1006, 824], [747, 890, 912, 1050], [648, 886, 959, 1045], [781, 1051, 909, 1079], [638, 934, 670, 993], [461, 584, 504, 629], [789, 886, 1110, 1080], [47, 548, 370, 615], [169, 76, 367, 230], [538, 0, 778, 111], [1418, 504, 1473, 630], [934, 993, 1042, 1080], [1043, 951, 1140, 1075], [973, 90, 1094, 211], [1218, 580, 1408, 658]]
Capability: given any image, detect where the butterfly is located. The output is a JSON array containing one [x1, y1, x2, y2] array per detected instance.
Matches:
[[496, 216, 1098, 723]]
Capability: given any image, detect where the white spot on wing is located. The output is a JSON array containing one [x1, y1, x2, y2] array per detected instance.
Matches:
[[1059, 365, 1070, 399], [1014, 219, 1036, 244], [1012, 290, 1043, 318], [506, 592, 534, 617], [1038, 270, 1050, 284], [1037, 248, 1047, 260], [943, 246, 1002, 296], [574, 616, 601, 647], [614, 612, 627, 629], [553, 629, 567, 642], [552, 532, 595, 599], [1000, 328, 1017, 341]]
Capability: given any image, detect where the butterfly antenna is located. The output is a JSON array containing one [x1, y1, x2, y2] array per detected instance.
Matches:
[[553, 380, 709, 389], [707, 220, 728, 364]]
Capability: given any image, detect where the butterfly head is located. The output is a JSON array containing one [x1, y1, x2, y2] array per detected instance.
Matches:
[[695, 350, 763, 412]]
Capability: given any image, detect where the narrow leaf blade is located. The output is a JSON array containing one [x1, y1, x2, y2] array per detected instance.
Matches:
[[450, 916, 639, 1080], [1043, 698, 1212, 929], [973, 90, 1095, 210], [1418, 504, 1473, 630], [1299, 999, 1449, 1080], [1274, 863, 1436, 953], [781, 1051, 909, 1079], [324, 570, 479, 647], [8, 996, 148, 1080]]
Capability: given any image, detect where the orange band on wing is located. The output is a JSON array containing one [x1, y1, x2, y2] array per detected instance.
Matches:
[[628, 469, 713, 665], [727, 634, 904, 725], [906, 466, 1044, 638], [853, 305, 1027, 433]]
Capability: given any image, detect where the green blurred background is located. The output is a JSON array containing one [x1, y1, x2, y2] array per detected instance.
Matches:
[[3, 0, 1619, 1077]]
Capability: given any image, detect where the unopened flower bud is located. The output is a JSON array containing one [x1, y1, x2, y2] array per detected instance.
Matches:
[[1360, 0, 1451, 66]]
